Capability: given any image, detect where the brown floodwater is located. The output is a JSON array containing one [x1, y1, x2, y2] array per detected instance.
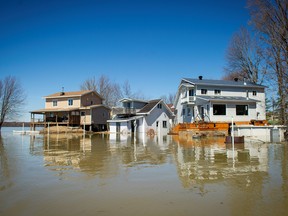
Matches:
[[0, 128, 288, 216]]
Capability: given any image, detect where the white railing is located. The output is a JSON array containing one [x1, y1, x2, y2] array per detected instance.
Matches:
[[181, 96, 196, 104]]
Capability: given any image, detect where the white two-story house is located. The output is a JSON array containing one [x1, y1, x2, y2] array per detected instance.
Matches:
[[174, 77, 266, 124]]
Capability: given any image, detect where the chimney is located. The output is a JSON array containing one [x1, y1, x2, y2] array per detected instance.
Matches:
[[198, 76, 203, 80], [60, 87, 65, 96], [234, 77, 239, 82]]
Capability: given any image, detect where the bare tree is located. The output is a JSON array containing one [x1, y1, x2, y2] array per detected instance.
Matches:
[[80, 75, 122, 107], [160, 93, 175, 104], [80, 76, 97, 91], [247, 0, 288, 125], [224, 27, 267, 83], [121, 80, 133, 98], [0, 76, 26, 131]]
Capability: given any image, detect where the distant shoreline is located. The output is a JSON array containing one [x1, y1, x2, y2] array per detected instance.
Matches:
[[2, 122, 30, 127]]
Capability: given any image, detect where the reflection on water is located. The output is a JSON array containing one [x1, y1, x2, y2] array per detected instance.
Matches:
[[0, 129, 288, 216]]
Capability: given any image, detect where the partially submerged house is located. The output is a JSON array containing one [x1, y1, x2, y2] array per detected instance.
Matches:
[[108, 98, 175, 135], [174, 77, 266, 124], [30, 90, 111, 131]]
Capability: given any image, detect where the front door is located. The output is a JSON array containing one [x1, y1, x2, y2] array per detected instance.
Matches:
[[201, 107, 204, 120]]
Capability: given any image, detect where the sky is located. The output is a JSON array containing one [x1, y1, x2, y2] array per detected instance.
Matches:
[[0, 0, 250, 121]]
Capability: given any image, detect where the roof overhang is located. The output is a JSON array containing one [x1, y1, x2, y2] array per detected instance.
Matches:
[[196, 96, 260, 103], [30, 107, 79, 114], [107, 115, 143, 123]]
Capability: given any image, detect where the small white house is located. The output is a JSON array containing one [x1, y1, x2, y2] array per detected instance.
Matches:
[[174, 77, 266, 124], [108, 99, 174, 135]]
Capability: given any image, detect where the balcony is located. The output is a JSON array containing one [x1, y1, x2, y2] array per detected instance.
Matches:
[[120, 108, 136, 114], [181, 96, 196, 104]]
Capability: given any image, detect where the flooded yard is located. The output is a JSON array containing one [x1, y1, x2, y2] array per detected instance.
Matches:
[[0, 128, 288, 216]]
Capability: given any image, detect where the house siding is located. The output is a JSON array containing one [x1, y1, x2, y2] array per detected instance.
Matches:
[[91, 107, 110, 125], [175, 79, 266, 124], [143, 103, 172, 134], [81, 92, 103, 107], [46, 97, 81, 109]]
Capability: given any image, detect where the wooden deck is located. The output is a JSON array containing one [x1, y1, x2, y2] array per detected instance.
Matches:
[[171, 120, 268, 134]]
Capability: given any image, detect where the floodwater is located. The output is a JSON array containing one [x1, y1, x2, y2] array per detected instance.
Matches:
[[0, 128, 288, 216]]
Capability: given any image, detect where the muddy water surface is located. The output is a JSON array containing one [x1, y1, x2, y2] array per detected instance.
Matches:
[[0, 129, 288, 216]]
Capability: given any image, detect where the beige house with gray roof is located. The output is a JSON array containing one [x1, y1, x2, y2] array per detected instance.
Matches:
[[30, 90, 110, 131]]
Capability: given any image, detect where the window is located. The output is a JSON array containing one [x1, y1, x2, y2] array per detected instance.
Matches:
[[236, 105, 248, 115], [201, 89, 207, 94], [52, 100, 57, 107], [68, 99, 73, 106], [163, 121, 167, 128], [187, 108, 191, 116], [81, 111, 86, 116], [252, 91, 257, 96], [213, 104, 226, 115], [182, 108, 186, 116], [214, 89, 221, 95], [156, 121, 159, 127], [157, 103, 162, 109], [189, 89, 194, 96]]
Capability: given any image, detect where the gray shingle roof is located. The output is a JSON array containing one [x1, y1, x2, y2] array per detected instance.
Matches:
[[183, 78, 265, 88], [137, 99, 162, 114], [197, 96, 260, 102]]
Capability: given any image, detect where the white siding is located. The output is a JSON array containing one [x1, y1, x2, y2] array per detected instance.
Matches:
[[175, 81, 266, 123]]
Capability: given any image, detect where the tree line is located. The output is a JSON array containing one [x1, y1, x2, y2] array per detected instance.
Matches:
[[223, 0, 287, 125]]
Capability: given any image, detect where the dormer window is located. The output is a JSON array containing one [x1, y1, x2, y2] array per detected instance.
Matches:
[[68, 99, 73, 106], [201, 89, 207, 94], [214, 89, 221, 95], [52, 100, 57, 107]]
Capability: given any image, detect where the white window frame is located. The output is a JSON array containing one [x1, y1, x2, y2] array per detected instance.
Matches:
[[52, 100, 57, 107], [68, 99, 73, 106], [201, 89, 207, 95]]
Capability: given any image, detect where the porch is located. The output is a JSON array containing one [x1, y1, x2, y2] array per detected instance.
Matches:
[[30, 108, 81, 130]]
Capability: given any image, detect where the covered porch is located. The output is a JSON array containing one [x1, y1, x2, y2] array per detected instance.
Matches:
[[30, 108, 81, 130]]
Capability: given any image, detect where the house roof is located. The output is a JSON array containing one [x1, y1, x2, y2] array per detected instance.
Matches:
[[182, 78, 265, 88], [137, 99, 162, 114], [107, 115, 143, 123], [119, 98, 148, 103], [197, 96, 260, 103], [79, 104, 111, 110], [30, 107, 79, 114], [44, 90, 103, 99], [31, 104, 110, 114]]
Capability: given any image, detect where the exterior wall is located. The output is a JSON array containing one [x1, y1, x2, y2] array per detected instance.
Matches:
[[45, 91, 104, 109], [46, 97, 81, 109], [81, 92, 103, 107], [234, 125, 287, 142], [143, 103, 172, 135], [122, 101, 147, 109], [80, 109, 91, 125], [175, 81, 266, 123], [209, 102, 257, 122], [91, 107, 110, 125], [194, 84, 264, 98], [109, 120, 136, 134]]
